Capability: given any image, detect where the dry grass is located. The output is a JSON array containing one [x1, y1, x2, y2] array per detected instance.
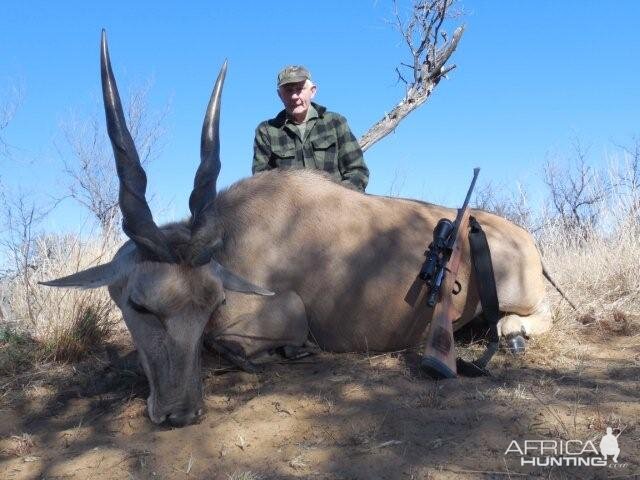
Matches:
[[1, 231, 121, 369], [413, 383, 444, 409], [227, 472, 263, 480], [541, 222, 639, 311], [2, 433, 35, 457], [538, 215, 640, 345]]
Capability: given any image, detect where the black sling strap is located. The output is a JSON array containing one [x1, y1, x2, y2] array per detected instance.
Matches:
[[468, 216, 500, 342], [456, 216, 501, 376]]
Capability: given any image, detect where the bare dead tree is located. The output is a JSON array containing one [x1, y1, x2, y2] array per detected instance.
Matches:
[[0, 79, 25, 159], [473, 181, 505, 213], [59, 79, 169, 233], [610, 136, 640, 219], [473, 180, 538, 232], [358, 0, 464, 152], [0, 192, 59, 326], [543, 139, 610, 237]]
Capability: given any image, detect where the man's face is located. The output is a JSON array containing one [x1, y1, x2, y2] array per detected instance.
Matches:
[[277, 80, 316, 120]]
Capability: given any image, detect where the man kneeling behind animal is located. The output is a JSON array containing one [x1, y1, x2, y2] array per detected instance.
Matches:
[[252, 65, 369, 192]]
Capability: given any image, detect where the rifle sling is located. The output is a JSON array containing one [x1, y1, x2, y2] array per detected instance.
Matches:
[[457, 216, 500, 376]]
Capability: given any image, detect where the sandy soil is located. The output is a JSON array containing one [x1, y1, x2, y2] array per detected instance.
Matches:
[[1, 323, 638, 480]]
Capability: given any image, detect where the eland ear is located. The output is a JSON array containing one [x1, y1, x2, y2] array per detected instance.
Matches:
[[39, 243, 136, 290], [211, 261, 274, 296]]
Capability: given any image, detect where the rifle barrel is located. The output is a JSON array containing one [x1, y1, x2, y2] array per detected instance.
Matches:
[[448, 167, 481, 247]]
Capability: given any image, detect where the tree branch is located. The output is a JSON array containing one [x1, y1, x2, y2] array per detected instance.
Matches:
[[359, 8, 464, 153]]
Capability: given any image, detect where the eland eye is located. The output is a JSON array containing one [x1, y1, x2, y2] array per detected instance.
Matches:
[[128, 298, 153, 315]]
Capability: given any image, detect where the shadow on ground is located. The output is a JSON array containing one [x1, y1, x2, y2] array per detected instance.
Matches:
[[1, 325, 638, 480]]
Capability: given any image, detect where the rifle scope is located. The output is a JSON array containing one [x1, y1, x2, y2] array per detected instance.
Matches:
[[419, 218, 454, 289]]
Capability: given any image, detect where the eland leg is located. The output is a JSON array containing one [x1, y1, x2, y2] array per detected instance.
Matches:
[[497, 300, 552, 354], [206, 290, 309, 361]]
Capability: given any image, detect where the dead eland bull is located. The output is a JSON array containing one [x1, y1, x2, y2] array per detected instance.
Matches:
[[42, 32, 553, 427]]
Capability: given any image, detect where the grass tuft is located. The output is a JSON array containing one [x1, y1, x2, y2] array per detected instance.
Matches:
[[2, 433, 36, 457], [39, 302, 116, 363]]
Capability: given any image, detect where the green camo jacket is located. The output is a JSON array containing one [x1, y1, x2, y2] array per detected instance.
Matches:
[[252, 103, 369, 191]]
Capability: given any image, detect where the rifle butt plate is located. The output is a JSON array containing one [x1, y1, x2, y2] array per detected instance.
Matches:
[[420, 356, 457, 380]]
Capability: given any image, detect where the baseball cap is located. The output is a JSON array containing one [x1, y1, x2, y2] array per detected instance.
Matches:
[[277, 65, 311, 87]]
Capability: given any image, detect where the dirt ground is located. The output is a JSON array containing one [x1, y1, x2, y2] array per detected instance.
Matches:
[[1, 322, 638, 480]]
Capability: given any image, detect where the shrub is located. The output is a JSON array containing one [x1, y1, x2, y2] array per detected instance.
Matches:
[[0, 324, 38, 376]]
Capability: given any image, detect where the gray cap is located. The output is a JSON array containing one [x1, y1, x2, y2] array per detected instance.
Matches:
[[277, 65, 311, 87]]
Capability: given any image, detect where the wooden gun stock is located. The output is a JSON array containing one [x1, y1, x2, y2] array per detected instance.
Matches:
[[420, 210, 470, 379]]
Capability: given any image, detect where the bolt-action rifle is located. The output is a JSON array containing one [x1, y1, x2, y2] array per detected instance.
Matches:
[[419, 168, 480, 379]]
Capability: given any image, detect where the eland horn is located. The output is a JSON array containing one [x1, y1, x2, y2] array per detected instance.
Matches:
[[187, 60, 228, 266], [100, 30, 176, 262]]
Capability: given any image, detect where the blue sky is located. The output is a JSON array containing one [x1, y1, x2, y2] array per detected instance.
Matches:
[[1, 1, 639, 232]]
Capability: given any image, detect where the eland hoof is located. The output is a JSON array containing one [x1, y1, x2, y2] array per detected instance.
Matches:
[[505, 334, 526, 355]]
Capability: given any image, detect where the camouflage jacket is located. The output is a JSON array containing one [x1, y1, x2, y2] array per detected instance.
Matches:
[[252, 103, 369, 191]]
